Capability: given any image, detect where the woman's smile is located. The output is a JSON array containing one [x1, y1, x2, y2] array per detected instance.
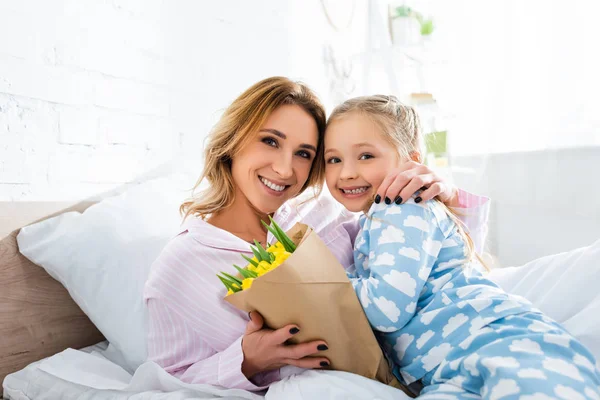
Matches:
[[258, 175, 291, 197]]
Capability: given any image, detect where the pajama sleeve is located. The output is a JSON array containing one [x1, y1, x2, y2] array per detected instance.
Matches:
[[351, 202, 447, 332]]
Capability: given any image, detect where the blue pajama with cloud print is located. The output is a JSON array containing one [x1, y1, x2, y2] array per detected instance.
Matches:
[[350, 198, 600, 399]]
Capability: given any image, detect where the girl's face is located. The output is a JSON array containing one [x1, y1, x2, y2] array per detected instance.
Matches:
[[231, 104, 319, 214], [325, 112, 400, 212]]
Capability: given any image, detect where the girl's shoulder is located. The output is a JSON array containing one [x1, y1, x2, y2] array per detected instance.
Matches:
[[366, 197, 453, 233]]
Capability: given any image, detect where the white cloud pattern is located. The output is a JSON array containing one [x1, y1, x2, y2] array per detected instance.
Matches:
[[442, 313, 469, 338], [416, 330, 435, 349], [421, 343, 452, 372], [383, 270, 417, 296], [481, 356, 519, 377], [372, 252, 395, 266], [517, 368, 547, 379], [509, 338, 544, 355], [378, 225, 405, 245], [385, 206, 402, 215], [404, 215, 429, 232], [373, 296, 401, 323], [398, 246, 420, 261], [489, 379, 520, 400], [375, 325, 397, 333], [394, 333, 414, 360], [422, 238, 442, 257]]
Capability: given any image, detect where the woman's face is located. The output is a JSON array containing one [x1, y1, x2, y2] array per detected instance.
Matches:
[[231, 104, 319, 214], [325, 113, 399, 212]]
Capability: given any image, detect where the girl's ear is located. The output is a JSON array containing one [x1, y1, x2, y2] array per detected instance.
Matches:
[[409, 151, 422, 163]]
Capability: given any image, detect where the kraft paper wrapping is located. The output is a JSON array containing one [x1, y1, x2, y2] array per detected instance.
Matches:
[[225, 223, 411, 395]]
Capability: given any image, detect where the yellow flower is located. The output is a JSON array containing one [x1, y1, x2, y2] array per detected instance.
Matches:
[[242, 278, 254, 290], [257, 261, 271, 270], [275, 251, 291, 263], [227, 288, 233, 295]]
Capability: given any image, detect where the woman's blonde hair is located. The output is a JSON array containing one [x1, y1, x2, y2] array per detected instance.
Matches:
[[180, 77, 326, 221], [328, 95, 485, 268]]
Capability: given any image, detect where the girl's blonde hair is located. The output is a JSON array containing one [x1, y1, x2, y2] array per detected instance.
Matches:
[[328, 94, 485, 267], [180, 76, 326, 221]]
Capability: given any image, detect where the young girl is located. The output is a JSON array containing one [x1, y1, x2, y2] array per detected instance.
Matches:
[[324, 95, 600, 399]]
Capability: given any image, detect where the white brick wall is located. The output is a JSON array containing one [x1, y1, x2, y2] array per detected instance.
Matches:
[[0, 0, 334, 201]]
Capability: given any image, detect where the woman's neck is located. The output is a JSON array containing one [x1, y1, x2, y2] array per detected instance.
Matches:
[[207, 191, 270, 244]]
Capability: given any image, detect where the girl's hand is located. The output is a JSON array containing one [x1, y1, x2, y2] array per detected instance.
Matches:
[[375, 161, 459, 207], [241, 311, 330, 379]]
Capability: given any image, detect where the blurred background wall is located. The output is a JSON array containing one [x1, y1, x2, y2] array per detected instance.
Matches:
[[1, 0, 599, 267]]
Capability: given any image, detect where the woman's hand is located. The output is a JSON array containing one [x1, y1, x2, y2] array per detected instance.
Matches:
[[375, 161, 459, 207], [241, 311, 330, 379]]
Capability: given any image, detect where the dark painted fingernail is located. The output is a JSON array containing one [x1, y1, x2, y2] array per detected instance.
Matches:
[[384, 197, 391, 205], [394, 196, 402, 205], [415, 196, 422, 203], [317, 344, 328, 351], [320, 361, 330, 367], [289, 327, 300, 334], [374, 194, 381, 204]]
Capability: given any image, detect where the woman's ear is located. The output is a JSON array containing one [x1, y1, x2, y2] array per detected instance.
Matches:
[[409, 151, 422, 163]]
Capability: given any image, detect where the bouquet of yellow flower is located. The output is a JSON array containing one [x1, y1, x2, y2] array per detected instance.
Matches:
[[216, 218, 407, 392], [217, 217, 294, 294]]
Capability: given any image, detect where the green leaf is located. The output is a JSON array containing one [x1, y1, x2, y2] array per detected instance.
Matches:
[[217, 274, 239, 292], [241, 254, 259, 267], [420, 19, 434, 35], [261, 220, 280, 241], [234, 265, 258, 279], [269, 216, 296, 252], [251, 246, 264, 262], [394, 5, 413, 17], [254, 240, 271, 261], [222, 272, 243, 285]]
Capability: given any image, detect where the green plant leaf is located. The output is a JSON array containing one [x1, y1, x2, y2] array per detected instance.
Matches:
[[222, 272, 243, 285], [251, 246, 264, 262], [268, 216, 297, 252], [217, 274, 239, 292], [420, 19, 434, 35], [253, 240, 271, 261], [241, 254, 259, 267], [234, 265, 258, 279]]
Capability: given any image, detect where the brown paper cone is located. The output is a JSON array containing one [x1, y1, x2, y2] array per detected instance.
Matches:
[[225, 223, 412, 396]]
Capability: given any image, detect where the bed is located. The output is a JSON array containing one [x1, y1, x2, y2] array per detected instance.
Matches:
[[2, 174, 600, 399], [0, 201, 104, 387]]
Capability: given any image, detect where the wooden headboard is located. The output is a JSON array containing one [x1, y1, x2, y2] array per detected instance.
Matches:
[[0, 201, 106, 385]]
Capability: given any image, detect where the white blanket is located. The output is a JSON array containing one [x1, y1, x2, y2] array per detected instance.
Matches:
[[6, 239, 600, 399], [3, 343, 409, 400]]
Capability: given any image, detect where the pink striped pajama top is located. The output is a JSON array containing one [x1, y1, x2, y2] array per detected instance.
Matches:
[[143, 190, 490, 391]]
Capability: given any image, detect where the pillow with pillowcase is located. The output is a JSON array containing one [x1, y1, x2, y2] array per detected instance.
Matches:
[[486, 238, 600, 362], [17, 173, 192, 372]]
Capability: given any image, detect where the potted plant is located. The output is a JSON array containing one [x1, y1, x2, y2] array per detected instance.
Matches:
[[390, 5, 435, 45]]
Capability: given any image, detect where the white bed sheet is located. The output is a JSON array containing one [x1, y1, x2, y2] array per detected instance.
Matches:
[[3, 342, 409, 400], [5, 238, 600, 399]]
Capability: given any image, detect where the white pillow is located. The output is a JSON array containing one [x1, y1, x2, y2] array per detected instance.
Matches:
[[16, 174, 192, 372], [486, 238, 600, 362]]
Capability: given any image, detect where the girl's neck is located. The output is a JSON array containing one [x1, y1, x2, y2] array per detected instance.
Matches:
[[207, 189, 270, 244]]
